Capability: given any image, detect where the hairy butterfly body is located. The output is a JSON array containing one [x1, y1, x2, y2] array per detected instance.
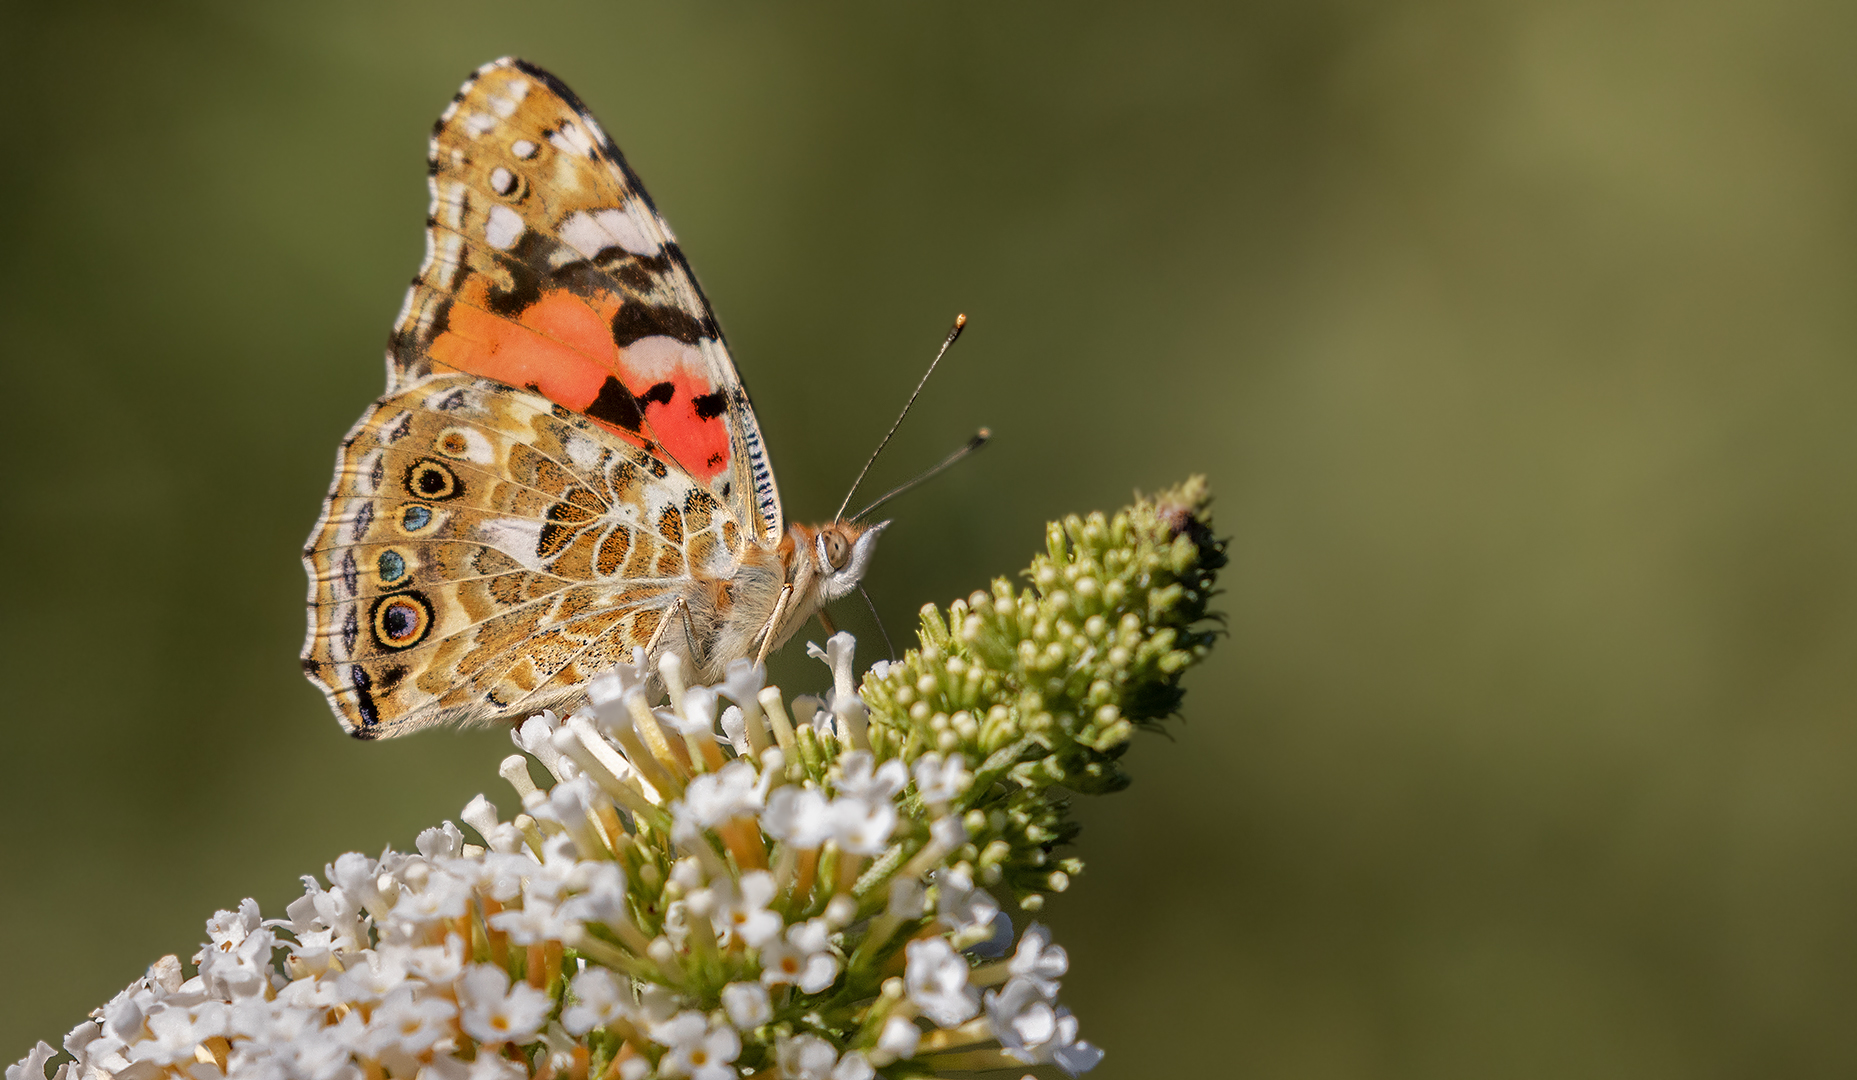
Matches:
[[302, 58, 882, 739]]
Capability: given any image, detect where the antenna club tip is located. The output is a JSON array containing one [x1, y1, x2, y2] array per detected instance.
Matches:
[[976, 427, 992, 441], [954, 313, 967, 328]]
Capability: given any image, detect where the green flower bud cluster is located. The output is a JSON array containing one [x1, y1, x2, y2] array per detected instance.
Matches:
[[861, 477, 1225, 908]]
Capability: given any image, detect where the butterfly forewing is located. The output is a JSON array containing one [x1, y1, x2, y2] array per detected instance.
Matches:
[[392, 57, 779, 544], [304, 58, 792, 737]]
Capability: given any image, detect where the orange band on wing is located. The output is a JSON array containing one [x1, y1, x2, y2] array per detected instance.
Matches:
[[427, 285, 733, 480]]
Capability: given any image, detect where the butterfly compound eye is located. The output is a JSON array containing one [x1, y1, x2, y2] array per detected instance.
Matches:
[[824, 531, 851, 570]]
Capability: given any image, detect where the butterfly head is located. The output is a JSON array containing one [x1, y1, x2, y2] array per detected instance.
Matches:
[[784, 519, 889, 605]]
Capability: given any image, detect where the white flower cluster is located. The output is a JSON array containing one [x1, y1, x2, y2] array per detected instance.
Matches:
[[15, 636, 1102, 1080]]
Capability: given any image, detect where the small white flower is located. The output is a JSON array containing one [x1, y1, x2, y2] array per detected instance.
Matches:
[[556, 861, 631, 928], [720, 982, 771, 1030], [670, 857, 707, 892], [810, 632, 858, 699], [325, 852, 387, 916], [832, 751, 908, 804], [459, 851, 535, 904], [489, 893, 572, 945], [676, 759, 767, 833], [912, 752, 972, 808], [931, 866, 1000, 937], [361, 984, 457, 1064], [705, 870, 783, 948], [562, 967, 632, 1036], [7, 1043, 55, 1080], [278, 876, 366, 951], [402, 933, 468, 984], [389, 865, 474, 926], [791, 695, 830, 735], [760, 918, 841, 994], [454, 794, 501, 846], [457, 964, 552, 1046], [513, 711, 572, 779], [876, 1013, 921, 1060], [1008, 922, 1069, 996], [716, 658, 766, 714], [465, 1051, 531, 1080], [289, 1006, 367, 1080], [659, 685, 720, 737], [127, 1005, 205, 1066], [334, 947, 409, 1003], [833, 797, 897, 855], [775, 1033, 837, 1080], [763, 787, 834, 848], [528, 776, 597, 840], [586, 649, 650, 714], [832, 1050, 875, 1080], [417, 821, 466, 859], [904, 937, 979, 1027], [652, 1010, 740, 1080], [196, 899, 277, 999], [720, 705, 749, 754], [983, 977, 1104, 1076]]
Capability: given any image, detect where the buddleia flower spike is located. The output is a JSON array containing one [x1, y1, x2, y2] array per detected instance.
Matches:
[[23, 479, 1223, 1080]]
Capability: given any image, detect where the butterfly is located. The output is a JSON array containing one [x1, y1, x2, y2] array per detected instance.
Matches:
[[301, 57, 885, 739]]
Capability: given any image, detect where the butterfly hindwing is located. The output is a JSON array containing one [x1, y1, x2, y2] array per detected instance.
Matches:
[[392, 57, 781, 545], [303, 375, 749, 738]]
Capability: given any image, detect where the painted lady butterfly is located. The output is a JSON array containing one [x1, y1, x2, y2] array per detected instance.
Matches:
[[301, 58, 885, 739]]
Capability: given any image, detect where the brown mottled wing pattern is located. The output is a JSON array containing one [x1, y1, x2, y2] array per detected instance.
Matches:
[[303, 376, 748, 738], [303, 58, 787, 738], [392, 57, 780, 545]]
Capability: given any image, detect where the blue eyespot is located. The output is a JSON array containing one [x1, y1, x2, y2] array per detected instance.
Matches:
[[401, 505, 432, 531], [377, 550, 407, 583]]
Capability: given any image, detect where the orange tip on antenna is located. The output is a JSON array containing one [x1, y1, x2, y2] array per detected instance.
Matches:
[[834, 314, 975, 521]]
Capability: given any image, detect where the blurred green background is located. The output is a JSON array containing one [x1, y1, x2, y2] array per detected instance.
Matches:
[[6, 1, 1857, 1075]]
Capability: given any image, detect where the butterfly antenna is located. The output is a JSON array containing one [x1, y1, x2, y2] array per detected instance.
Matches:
[[835, 314, 968, 521], [860, 585, 898, 662], [851, 428, 990, 522]]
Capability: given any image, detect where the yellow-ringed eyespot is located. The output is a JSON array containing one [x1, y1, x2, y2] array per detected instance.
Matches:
[[486, 164, 527, 200], [404, 458, 462, 500], [370, 591, 434, 650]]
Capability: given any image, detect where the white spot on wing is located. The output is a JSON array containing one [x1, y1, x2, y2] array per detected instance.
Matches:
[[511, 139, 538, 159], [477, 518, 546, 570], [486, 79, 529, 117], [464, 112, 497, 136], [563, 432, 602, 472], [581, 115, 612, 151], [548, 121, 597, 158], [489, 167, 516, 195], [485, 205, 524, 250], [617, 337, 707, 383], [559, 207, 662, 259], [445, 427, 496, 464]]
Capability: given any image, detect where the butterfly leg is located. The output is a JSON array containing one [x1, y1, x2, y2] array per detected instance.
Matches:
[[817, 608, 838, 636], [674, 598, 709, 672], [755, 584, 795, 666], [643, 598, 681, 660]]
